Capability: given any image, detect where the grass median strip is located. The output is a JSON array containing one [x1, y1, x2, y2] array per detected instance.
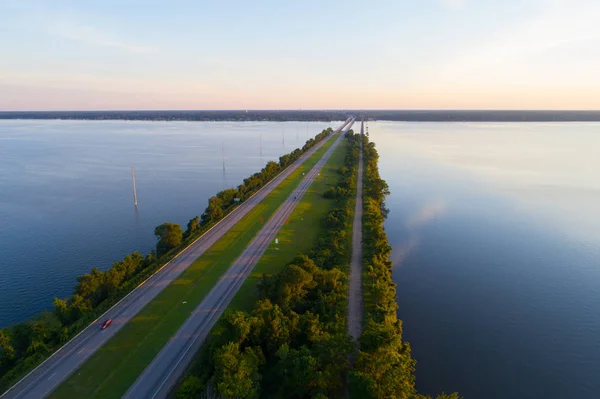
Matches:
[[228, 137, 349, 311], [50, 134, 338, 399]]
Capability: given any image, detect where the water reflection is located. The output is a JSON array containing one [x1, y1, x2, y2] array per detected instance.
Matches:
[[406, 201, 445, 229], [372, 122, 600, 398]]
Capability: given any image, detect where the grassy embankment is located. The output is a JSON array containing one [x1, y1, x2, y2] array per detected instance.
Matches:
[[50, 133, 339, 399]]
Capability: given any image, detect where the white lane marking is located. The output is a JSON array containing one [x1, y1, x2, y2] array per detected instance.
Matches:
[[47, 372, 56, 380], [77, 348, 85, 355]]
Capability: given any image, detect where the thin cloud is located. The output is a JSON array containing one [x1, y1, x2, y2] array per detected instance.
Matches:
[[49, 20, 156, 54], [6, 1, 156, 54], [437, 0, 600, 84], [440, 0, 467, 10]]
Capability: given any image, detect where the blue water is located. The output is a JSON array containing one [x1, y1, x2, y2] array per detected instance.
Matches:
[[3, 120, 599, 398], [0, 120, 333, 327], [372, 122, 600, 398]]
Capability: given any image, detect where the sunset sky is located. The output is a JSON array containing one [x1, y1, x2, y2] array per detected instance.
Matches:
[[1, 0, 599, 110]]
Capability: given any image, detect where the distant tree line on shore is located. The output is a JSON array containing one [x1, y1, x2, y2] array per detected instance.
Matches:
[[3, 110, 600, 122], [0, 110, 350, 122], [0, 128, 334, 395]]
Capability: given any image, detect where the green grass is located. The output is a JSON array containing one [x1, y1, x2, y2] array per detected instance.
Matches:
[[50, 135, 338, 399], [229, 137, 349, 311]]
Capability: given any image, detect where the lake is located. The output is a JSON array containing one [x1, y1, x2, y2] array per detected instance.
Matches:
[[372, 122, 600, 398], [2, 120, 599, 398], [0, 120, 334, 327]]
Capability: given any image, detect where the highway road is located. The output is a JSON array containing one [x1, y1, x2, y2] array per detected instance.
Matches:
[[1, 117, 355, 399], [124, 118, 355, 399], [347, 118, 364, 344]]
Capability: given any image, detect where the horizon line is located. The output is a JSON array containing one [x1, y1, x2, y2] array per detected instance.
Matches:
[[2, 109, 600, 113]]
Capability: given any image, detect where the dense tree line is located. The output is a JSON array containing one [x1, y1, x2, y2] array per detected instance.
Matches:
[[0, 128, 333, 394], [176, 131, 363, 399], [348, 135, 459, 399]]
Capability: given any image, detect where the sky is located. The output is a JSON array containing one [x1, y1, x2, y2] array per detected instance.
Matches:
[[1, 0, 600, 110]]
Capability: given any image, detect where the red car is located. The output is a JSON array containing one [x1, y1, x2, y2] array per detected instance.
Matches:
[[100, 319, 112, 329]]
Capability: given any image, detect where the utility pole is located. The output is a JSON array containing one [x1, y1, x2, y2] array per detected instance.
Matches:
[[222, 141, 225, 171], [131, 166, 138, 206]]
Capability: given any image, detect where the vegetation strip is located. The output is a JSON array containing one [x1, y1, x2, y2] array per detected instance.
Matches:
[[48, 130, 341, 399], [176, 130, 362, 398], [123, 125, 352, 399]]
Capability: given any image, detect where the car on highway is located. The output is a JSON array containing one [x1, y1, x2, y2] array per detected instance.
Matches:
[[100, 319, 112, 329]]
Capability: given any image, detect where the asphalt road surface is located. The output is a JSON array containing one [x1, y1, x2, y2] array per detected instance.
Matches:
[[124, 119, 354, 399], [1, 118, 354, 399], [347, 118, 364, 344]]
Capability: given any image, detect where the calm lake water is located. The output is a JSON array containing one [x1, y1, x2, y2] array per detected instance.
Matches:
[[2, 120, 599, 398], [0, 120, 334, 327], [372, 122, 600, 399]]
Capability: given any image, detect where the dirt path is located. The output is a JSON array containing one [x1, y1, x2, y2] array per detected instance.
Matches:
[[347, 138, 364, 344]]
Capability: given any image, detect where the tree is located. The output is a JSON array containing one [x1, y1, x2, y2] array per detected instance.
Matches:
[[201, 197, 224, 225], [53, 298, 70, 325], [272, 345, 324, 398], [68, 294, 91, 320], [74, 267, 105, 303], [276, 264, 316, 310], [221, 310, 255, 344], [117, 252, 145, 278], [56, 327, 69, 344], [185, 216, 200, 238], [103, 268, 124, 297], [217, 188, 238, 206], [350, 342, 416, 399], [279, 154, 291, 168], [253, 300, 298, 355], [27, 340, 48, 355], [0, 329, 15, 368], [154, 222, 183, 256], [177, 375, 204, 398], [214, 343, 264, 399]]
